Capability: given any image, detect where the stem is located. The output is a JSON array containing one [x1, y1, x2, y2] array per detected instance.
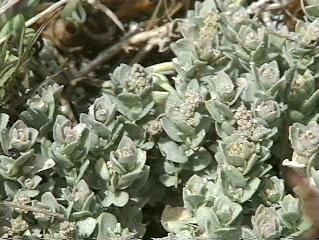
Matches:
[[147, 62, 175, 73], [87, 0, 124, 32], [78, 21, 176, 76], [300, 0, 312, 20], [0, 201, 65, 220], [280, 68, 295, 179], [78, 33, 133, 76], [280, 110, 290, 162], [25, 0, 69, 27]]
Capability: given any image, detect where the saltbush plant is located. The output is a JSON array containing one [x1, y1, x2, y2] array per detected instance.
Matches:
[[1, 0, 319, 239]]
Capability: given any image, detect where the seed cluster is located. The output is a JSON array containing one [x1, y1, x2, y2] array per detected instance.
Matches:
[[199, 12, 220, 39], [233, 104, 268, 141], [127, 63, 151, 95], [255, 101, 275, 114], [147, 119, 163, 136], [181, 91, 202, 117], [10, 217, 29, 235], [234, 105, 255, 131], [228, 142, 244, 156], [13, 194, 31, 214], [58, 221, 76, 239]]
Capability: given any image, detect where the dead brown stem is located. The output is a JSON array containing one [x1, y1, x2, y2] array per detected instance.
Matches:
[[0, 201, 65, 220], [78, 21, 177, 76]]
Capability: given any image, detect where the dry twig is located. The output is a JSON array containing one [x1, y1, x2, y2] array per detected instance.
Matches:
[[247, 0, 295, 15], [78, 21, 178, 76], [26, 0, 69, 27], [87, 0, 124, 31], [0, 201, 65, 220], [0, 0, 23, 16]]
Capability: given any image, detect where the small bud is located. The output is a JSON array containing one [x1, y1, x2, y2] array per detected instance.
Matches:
[[258, 61, 280, 90], [88, 95, 116, 124]]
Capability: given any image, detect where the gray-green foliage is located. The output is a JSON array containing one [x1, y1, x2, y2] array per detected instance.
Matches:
[[160, 0, 319, 239], [0, 80, 146, 239], [1, 0, 319, 239]]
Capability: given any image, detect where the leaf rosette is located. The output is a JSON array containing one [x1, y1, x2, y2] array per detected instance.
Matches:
[[216, 133, 270, 175], [183, 175, 208, 211], [252, 97, 284, 126], [51, 115, 90, 165], [196, 196, 242, 239], [0, 115, 38, 154], [259, 176, 285, 205], [20, 83, 62, 136], [289, 121, 319, 157], [277, 195, 309, 231], [108, 136, 149, 191], [88, 95, 116, 125], [243, 205, 282, 240]]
